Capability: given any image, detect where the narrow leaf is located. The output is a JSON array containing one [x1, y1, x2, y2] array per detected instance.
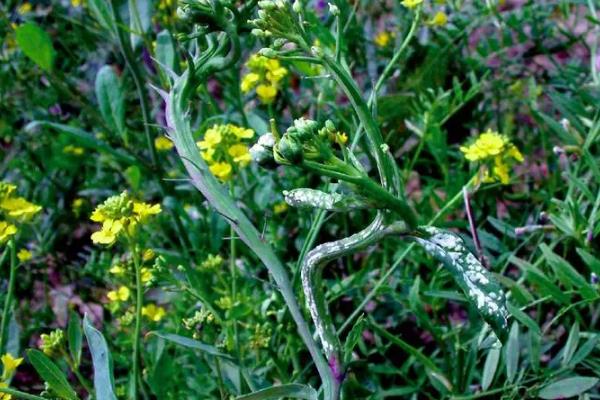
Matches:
[[67, 311, 82, 368], [27, 350, 78, 400], [95, 66, 126, 137], [236, 384, 318, 400], [83, 315, 118, 400], [561, 322, 580, 366], [481, 347, 500, 390], [505, 322, 519, 382], [538, 377, 599, 399], [147, 332, 233, 359], [540, 244, 596, 300]]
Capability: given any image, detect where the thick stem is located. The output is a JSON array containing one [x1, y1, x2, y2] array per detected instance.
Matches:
[[0, 240, 16, 354]]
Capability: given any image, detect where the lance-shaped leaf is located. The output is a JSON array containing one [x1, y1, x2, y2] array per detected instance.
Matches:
[[283, 188, 371, 211], [83, 315, 118, 400], [411, 227, 509, 342], [95, 65, 126, 140]]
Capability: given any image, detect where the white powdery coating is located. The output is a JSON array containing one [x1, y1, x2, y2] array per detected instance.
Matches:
[[258, 132, 275, 147], [417, 227, 508, 328], [283, 189, 342, 210]]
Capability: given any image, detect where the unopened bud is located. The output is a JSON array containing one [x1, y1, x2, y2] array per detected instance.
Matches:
[[292, 0, 302, 13], [325, 120, 335, 132], [259, 48, 278, 58], [328, 2, 340, 16]]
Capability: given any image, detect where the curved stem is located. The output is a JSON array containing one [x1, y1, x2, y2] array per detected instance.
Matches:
[[0, 240, 16, 354]]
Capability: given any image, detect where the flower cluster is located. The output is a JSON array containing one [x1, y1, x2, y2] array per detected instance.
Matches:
[[460, 129, 524, 184], [90, 192, 161, 246], [241, 54, 288, 104], [0, 181, 42, 245], [196, 124, 254, 181], [39, 330, 64, 357]]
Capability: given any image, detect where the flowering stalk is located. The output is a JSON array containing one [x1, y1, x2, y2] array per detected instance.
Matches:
[[0, 240, 16, 355]]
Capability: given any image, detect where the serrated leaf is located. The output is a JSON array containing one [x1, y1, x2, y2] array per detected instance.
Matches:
[[411, 227, 509, 342], [27, 349, 78, 400], [67, 311, 82, 368], [83, 315, 118, 400], [95, 66, 126, 138], [147, 332, 233, 359], [235, 384, 317, 400], [15, 22, 55, 72], [538, 377, 599, 399]]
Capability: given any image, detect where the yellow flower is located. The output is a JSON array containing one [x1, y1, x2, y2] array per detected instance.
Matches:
[[273, 202, 288, 215], [241, 73, 260, 93], [0, 222, 17, 245], [142, 249, 155, 261], [0, 382, 11, 400], [229, 125, 254, 140], [107, 286, 130, 302], [133, 202, 162, 220], [209, 162, 233, 181], [109, 264, 126, 275], [72, 198, 84, 212], [197, 127, 222, 150], [0, 197, 42, 220], [17, 249, 32, 262], [154, 136, 174, 151], [507, 145, 524, 162], [335, 132, 348, 145], [401, 0, 423, 8], [63, 145, 85, 156], [460, 129, 507, 161], [228, 144, 252, 166], [91, 219, 124, 245], [256, 84, 278, 104], [71, 0, 83, 7], [17, 2, 32, 14], [201, 147, 215, 162], [1, 353, 23, 380], [265, 61, 287, 84], [374, 31, 394, 48], [142, 304, 165, 322], [428, 11, 448, 26], [141, 267, 153, 283]]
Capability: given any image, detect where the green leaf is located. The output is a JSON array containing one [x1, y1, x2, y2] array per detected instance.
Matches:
[[235, 384, 317, 400], [505, 322, 519, 382], [155, 30, 178, 75], [124, 165, 141, 192], [570, 335, 599, 366], [576, 248, 600, 275], [95, 65, 126, 137], [25, 121, 137, 165], [283, 188, 371, 211], [15, 22, 55, 72], [88, 0, 117, 36], [411, 227, 509, 342], [83, 315, 118, 400], [26, 350, 78, 400], [128, 0, 152, 49], [147, 332, 233, 359], [67, 311, 82, 368], [540, 244, 596, 300], [538, 377, 599, 399], [343, 315, 365, 364], [561, 322, 579, 366], [481, 347, 500, 390], [506, 302, 541, 336]]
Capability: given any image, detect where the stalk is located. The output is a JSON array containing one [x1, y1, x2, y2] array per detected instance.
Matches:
[[0, 240, 16, 354], [130, 243, 143, 400]]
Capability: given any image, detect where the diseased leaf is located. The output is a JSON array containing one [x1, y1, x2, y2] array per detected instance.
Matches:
[[283, 188, 372, 211], [235, 384, 317, 400], [538, 377, 599, 399], [27, 349, 78, 400], [83, 315, 118, 400], [15, 22, 55, 72], [411, 227, 509, 342]]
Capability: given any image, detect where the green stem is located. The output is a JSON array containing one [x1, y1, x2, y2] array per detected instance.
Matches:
[[61, 349, 94, 395], [228, 182, 243, 391], [0, 240, 16, 354], [131, 243, 144, 400], [0, 387, 48, 400]]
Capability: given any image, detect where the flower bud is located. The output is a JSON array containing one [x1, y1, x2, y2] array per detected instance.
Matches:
[[251, 28, 265, 37], [325, 120, 336, 132], [276, 136, 303, 164], [328, 2, 340, 16], [259, 48, 278, 58], [258, 0, 276, 10], [292, 0, 302, 13]]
